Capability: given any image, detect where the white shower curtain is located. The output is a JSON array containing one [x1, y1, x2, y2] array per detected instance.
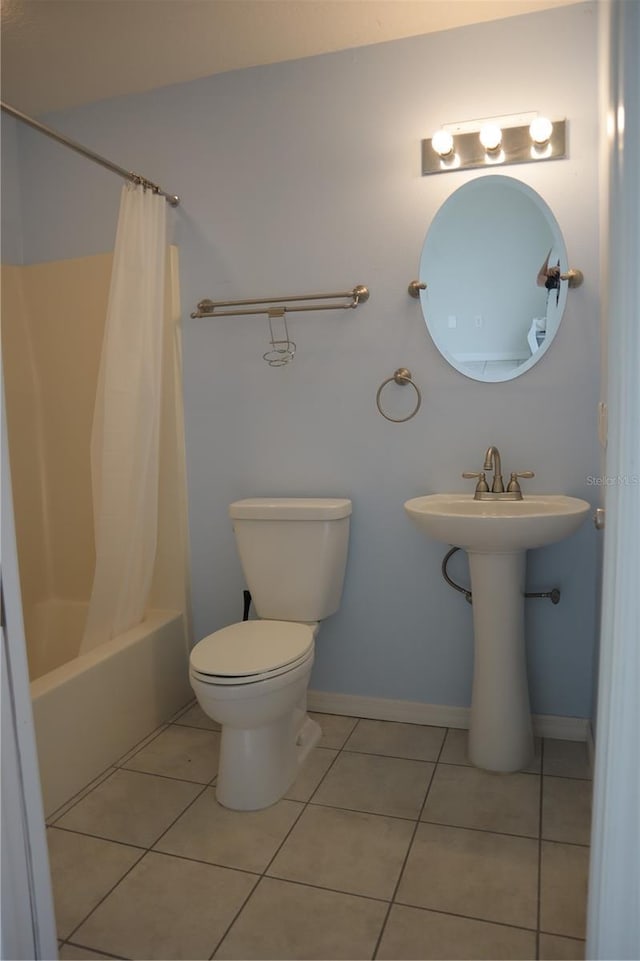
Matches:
[[81, 184, 167, 652]]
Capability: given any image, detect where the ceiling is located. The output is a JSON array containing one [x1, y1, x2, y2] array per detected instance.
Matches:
[[1, 0, 581, 116]]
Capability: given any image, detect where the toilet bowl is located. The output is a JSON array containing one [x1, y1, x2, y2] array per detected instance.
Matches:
[[189, 496, 351, 811], [190, 620, 319, 810]]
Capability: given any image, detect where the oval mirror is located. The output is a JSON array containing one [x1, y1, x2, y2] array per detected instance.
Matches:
[[419, 175, 568, 382]]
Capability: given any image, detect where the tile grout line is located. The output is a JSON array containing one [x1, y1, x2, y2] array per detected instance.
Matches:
[[247, 872, 394, 907], [63, 845, 148, 949], [62, 769, 209, 948], [305, 798, 550, 843], [390, 898, 541, 936], [114, 764, 217, 788], [48, 712, 192, 825], [204, 718, 569, 958], [57, 715, 215, 956], [62, 775, 210, 955], [206, 878, 261, 961], [341, 746, 591, 780], [51, 762, 218, 829], [57, 747, 589, 955], [208, 873, 400, 961], [371, 725, 447, 960], [261, 717, 359, 875], [48, 823, 148, 852], [167, 698, 199, 723], [59, 718, 524, 959], [206, 719, 358, 960], [59, 938, 128, 960], [112, 722, 172, 766], [47, 766, 118, 825], [49, 713, 592, 960], [115, 721, 221, 777]]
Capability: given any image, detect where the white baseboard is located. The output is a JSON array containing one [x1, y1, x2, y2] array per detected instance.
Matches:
[[307, 689, 591, 742], [308, 690, 469, 729], [532, 713, 591, 742]]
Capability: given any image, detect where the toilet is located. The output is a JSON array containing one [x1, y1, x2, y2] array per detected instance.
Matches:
[[189, 497, 352, 810]]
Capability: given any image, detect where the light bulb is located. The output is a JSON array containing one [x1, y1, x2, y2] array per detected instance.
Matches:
[[431, 129, 454, 158], [529, 116, 553, 145], [479, 123, 502, 152]]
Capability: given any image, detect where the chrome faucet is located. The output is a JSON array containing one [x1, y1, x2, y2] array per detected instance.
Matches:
[[483, 446, 504, 493], [463, 446, 535, 500]]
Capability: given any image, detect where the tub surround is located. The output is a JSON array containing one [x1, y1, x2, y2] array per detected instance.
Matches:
[[32, 610, 192, 817], [2, 247, 193, 815], [1, 249, 191, 656]]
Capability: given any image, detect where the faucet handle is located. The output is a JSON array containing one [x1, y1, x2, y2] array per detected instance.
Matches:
[[462, 471, 489, 493], [507, 470, 535, 494]]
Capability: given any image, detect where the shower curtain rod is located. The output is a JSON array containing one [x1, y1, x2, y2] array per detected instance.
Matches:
[[1, 101, 180, 207]]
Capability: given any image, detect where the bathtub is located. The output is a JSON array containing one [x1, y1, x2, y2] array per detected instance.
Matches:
[[30, 605, 193, 817]]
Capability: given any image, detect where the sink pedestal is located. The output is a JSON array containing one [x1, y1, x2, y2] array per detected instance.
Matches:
[[404, 492, 590, 773], [467, 550, 534, 772]]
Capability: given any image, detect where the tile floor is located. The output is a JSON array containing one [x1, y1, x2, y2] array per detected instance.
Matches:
[[48, 703, 592, 960]]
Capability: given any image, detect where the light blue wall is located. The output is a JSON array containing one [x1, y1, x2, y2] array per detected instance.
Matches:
[[8, 2, 600, 717]]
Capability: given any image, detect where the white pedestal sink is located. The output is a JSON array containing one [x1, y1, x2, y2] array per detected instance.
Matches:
[[404, 493, 590, 772]]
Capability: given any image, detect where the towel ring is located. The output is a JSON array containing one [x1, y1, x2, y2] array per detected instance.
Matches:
[[376, 368, 422, 422]]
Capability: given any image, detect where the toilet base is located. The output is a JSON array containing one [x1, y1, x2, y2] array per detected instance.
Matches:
[[296, 713, 322, 760], [216, 711, 321, 811]]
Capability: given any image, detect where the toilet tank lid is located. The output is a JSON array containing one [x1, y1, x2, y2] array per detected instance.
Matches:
[[229, 497, 352, 520]]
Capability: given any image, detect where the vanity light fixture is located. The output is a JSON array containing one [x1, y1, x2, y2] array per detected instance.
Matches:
[[423, 113, 566, 175]]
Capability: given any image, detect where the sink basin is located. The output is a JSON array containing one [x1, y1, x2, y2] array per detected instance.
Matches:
[[404, 493, 590, 552]]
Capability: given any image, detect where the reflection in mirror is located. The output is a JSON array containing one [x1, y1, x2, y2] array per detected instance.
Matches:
[[419, 175, 568, 382]]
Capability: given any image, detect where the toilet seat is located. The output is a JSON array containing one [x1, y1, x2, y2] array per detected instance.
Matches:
[[190, 620, 315, 686]]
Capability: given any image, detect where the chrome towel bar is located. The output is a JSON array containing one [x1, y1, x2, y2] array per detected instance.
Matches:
[[191, 285, 369, 319]]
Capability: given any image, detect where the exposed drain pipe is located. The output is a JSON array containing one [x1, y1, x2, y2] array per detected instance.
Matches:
[[441, 547, 561, 605]]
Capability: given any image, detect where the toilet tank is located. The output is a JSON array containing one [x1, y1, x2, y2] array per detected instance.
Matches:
[[229, 498, 352, 621]]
